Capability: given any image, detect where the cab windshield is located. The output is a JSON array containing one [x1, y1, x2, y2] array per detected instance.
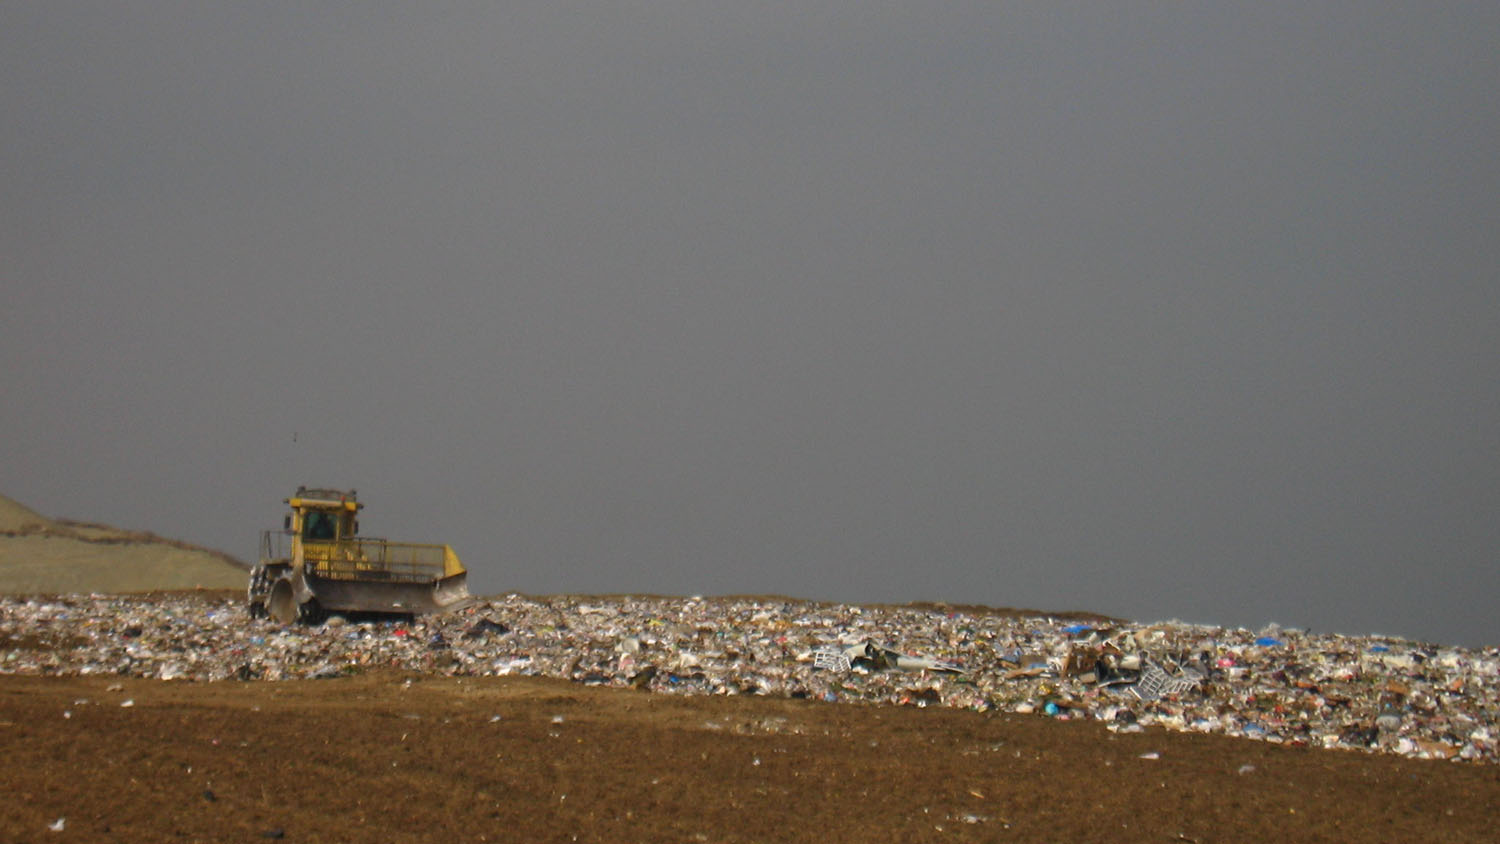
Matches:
[[302, 510, 338, 541]]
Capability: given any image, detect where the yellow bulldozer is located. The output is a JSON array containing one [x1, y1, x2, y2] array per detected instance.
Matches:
[[248, 487, 474, 623]]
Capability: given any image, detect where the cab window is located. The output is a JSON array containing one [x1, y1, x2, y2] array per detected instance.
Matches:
[[303, 511, 337, 541]]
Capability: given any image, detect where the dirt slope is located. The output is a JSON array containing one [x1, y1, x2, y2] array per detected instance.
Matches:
[[0, 495, 50, 532], [0, 493, 247, 594]]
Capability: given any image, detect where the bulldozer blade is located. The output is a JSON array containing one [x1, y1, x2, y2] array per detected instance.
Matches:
[[305, 571, 475, 617]]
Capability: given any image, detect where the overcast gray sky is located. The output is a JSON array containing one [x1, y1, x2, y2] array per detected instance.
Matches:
[[3, 3, 1497, 646]]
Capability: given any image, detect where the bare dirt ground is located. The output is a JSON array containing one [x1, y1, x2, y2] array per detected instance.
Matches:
[[3, 670, 1497, 844]]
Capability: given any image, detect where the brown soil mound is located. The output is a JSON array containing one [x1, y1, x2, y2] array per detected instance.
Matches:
[[0, 493, 247, 594], [2, 670, 1495, 843], [0, 494, 50, 532]]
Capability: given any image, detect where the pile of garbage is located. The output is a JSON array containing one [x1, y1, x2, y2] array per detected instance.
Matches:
[[2, 593, 1495, 763]]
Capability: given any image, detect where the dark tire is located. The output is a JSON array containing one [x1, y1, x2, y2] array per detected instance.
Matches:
[[297, 599, 326, 625]]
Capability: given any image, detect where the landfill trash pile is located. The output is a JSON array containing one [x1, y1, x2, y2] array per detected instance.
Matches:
[[2, 592, 1495, 763]]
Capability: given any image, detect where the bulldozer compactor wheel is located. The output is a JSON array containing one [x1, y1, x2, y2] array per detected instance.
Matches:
[[246, 566, 271, 619], [267, 577, 326, 625], [268, 578, 298, 625]]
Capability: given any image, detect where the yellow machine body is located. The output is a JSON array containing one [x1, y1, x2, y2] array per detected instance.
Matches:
[[249, 487, 474, 623]]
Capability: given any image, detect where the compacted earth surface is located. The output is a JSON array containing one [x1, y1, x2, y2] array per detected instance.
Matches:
[[3, 669, 1498, 844]]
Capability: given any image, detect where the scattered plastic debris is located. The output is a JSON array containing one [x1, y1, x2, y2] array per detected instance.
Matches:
[[1, 593, 1496, 763], [812, 647, 852, 672], [813, 639, 964, 674], [1129, 661, 1204, 701]]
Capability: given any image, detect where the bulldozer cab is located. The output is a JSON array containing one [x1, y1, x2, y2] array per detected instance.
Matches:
[[301, 510, 339, 541], [292, 501, 357, 544], [286, 489, 366, 575]]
